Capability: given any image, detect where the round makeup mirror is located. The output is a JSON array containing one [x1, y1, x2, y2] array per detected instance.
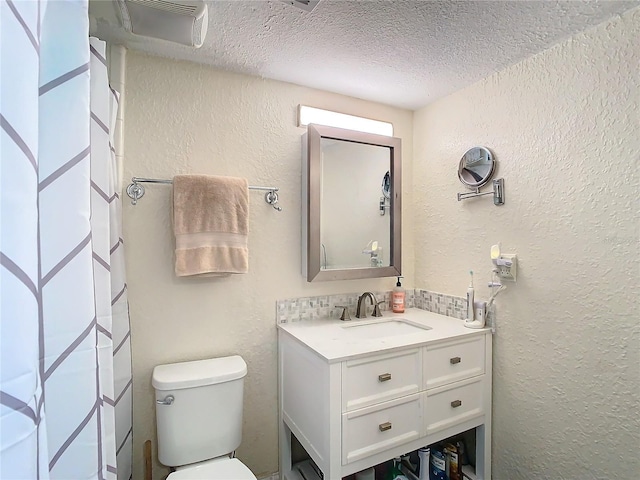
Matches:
[[458, 147, 495, 189]]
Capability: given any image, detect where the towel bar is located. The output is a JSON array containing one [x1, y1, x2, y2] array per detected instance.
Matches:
[[126, 176, 282, 211]]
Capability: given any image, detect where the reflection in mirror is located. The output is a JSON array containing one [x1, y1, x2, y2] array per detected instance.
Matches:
[[321, 139, 390, 270], [303, 124, 402, 282], [458, 147, 495, 189], [381, 171, 391, 199], [379, 171, 391, 216]]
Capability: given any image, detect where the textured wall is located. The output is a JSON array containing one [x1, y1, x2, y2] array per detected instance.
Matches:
[[413, 8, 639, 479], [122, 53, 413, 479]]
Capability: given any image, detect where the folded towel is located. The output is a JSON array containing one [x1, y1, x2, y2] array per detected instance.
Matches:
[[173, 174, 249, 277]]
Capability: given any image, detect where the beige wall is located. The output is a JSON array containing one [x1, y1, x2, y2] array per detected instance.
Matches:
[[122, 53, 414, 479], [413, 8, 639, 479]]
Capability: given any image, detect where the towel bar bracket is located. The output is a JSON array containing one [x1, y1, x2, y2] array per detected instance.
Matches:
[[126, 177, 282, 211], [265, 191, 282, 211], [126, 182, 145, 206]]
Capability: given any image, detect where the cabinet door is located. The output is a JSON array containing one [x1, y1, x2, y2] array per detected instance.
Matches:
[[342, 348, 422, 411], [342, 393, 423, 464], [424, 336, 484, 389]]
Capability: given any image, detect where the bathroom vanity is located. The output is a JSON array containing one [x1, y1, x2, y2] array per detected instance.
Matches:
[[277, 309, 492, 480]]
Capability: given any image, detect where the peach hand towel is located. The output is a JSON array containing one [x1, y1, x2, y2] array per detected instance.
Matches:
[[173, 175, 249, 277]]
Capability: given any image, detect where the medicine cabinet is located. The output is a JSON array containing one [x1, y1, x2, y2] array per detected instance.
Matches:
[[302, 124, 402, 282]]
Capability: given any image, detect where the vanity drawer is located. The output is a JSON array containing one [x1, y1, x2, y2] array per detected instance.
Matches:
[[342, 393, 423, 465], [424, 336, 484, 389], [342, 349, 422, 412], [425, 377, 484, 435]]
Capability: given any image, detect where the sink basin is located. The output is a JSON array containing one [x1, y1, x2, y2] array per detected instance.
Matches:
[[341, 318, 431, 339]]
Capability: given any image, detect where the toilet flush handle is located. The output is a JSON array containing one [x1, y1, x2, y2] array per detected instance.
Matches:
[[156, 395, 174, 406]]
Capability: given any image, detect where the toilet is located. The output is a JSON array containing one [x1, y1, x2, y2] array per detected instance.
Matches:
[[152, 355, 257, 480]]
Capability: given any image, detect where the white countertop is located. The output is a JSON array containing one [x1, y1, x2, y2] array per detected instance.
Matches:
[[277, 308, 490, 362]]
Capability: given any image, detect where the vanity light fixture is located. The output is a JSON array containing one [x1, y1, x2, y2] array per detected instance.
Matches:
[[297, 105, 394, 136]]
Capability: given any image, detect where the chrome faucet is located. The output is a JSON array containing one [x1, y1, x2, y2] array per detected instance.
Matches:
[[356, 292, 384, 319]]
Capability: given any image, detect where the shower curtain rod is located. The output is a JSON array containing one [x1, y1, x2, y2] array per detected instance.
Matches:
[[125, 176, 282, 211]]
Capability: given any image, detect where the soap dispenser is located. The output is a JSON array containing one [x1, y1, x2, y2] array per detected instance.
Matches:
[[392, 276, 405, 313]]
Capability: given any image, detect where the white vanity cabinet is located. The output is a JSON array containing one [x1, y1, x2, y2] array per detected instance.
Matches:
[[278, 310, 492, 480]]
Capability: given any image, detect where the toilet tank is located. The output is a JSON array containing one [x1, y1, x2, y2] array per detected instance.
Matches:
[[152, 355, 247, 467]]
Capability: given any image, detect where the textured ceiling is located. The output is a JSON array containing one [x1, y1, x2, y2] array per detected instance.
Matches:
[[90, 0, 638, 110]]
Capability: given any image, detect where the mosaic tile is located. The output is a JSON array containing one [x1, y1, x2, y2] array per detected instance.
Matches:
[[414, 288, 466, 320], [276, 288, 464, 324], [276, 290, 410, 324]]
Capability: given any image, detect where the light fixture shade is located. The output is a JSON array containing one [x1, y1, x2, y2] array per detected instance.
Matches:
[[298, 105, 394, 136], [115, 0, 208, 48]]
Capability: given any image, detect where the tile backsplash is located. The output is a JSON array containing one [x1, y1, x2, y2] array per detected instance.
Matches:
[[413, 289, 466, 320], [276, 288, 465, 323]]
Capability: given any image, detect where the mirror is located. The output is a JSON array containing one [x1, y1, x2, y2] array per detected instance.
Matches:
[[303, 124, 402, 282], [458, 146, 495, 189]]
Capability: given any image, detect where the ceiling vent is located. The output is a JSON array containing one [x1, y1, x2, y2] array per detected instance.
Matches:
[[281, 0, 320, 13], [115, 0, 208, 47]]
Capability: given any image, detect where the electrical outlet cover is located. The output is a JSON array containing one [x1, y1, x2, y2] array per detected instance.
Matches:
[[497, 254, 517, 281]]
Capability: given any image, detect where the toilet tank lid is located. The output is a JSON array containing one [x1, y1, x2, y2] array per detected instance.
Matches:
[[152, 355, 247, 390]]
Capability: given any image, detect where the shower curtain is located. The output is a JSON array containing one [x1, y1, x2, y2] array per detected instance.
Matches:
[[0, 1, 132, 479]]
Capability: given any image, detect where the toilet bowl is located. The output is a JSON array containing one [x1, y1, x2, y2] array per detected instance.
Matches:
[[153, 356, 257, 480], [168, 457, 255, 480]]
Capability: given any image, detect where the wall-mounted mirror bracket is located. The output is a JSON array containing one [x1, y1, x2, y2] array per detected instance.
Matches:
[[457, 178, 505, 206]]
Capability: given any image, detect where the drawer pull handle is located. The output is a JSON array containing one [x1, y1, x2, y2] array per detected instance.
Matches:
[[379, 422, 392, 432], [378, 373, 392, 382], [451, 400, 462, 408], [450, 357, 461, 365]]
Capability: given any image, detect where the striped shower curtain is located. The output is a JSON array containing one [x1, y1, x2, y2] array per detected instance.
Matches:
[[0, 1, 132, 479]]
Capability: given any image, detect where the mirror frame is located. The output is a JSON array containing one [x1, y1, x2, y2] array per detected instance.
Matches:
[[305, 124, 402, 281]]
